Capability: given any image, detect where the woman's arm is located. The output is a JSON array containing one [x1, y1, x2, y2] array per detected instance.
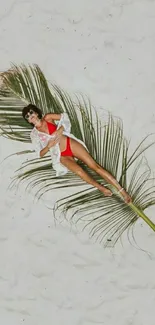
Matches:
[[44, 113, 65, 139], [40, 136, 61, 157], [45, 112, 71, 136], [30, 127, 61, 159], [40, 145, 50, 157], [44, 113, 62, 122]]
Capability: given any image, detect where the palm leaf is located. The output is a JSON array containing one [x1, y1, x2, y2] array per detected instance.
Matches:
[[0, 63, 155, 247]]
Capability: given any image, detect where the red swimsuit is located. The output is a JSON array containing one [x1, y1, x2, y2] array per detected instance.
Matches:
[[46, 121, 73, 157]]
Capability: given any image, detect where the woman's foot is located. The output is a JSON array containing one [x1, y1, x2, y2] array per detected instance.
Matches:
[[119, 189, 132, 204], [122, 192, 132, 204], [99, 185, 131, 202], [100, 186, 112, 197]]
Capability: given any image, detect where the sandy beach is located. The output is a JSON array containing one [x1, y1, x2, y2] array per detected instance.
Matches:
[[0, 1, 155, 324]]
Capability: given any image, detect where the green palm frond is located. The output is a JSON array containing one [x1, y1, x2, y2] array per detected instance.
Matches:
[[0, 63, 155, 247]]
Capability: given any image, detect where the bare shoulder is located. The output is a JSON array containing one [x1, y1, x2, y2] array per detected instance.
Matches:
[[44, 113, 61, 122]]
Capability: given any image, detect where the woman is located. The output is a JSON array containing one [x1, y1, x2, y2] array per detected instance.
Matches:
[[22, 104, 131, 203]]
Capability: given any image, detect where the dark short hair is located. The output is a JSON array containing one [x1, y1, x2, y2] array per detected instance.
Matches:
[[22, 104, 43, 125]]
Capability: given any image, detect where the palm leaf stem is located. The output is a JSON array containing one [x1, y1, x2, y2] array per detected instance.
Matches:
[[129, 203, 155, 231]]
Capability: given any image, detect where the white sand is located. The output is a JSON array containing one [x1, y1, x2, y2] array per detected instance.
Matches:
[[0, 1, 155, 324]]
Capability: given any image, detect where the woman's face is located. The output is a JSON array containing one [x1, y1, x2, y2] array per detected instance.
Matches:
[[25, 110, 39, 125]]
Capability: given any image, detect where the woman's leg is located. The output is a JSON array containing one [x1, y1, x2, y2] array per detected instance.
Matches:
[[69, 138, 131, 203], [60, 156, 112, 196]]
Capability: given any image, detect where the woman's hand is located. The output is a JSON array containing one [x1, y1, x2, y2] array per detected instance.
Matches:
[[52, 126, 64, 138], [47, 126, 64, 149], [47, 135, 61, 149]]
